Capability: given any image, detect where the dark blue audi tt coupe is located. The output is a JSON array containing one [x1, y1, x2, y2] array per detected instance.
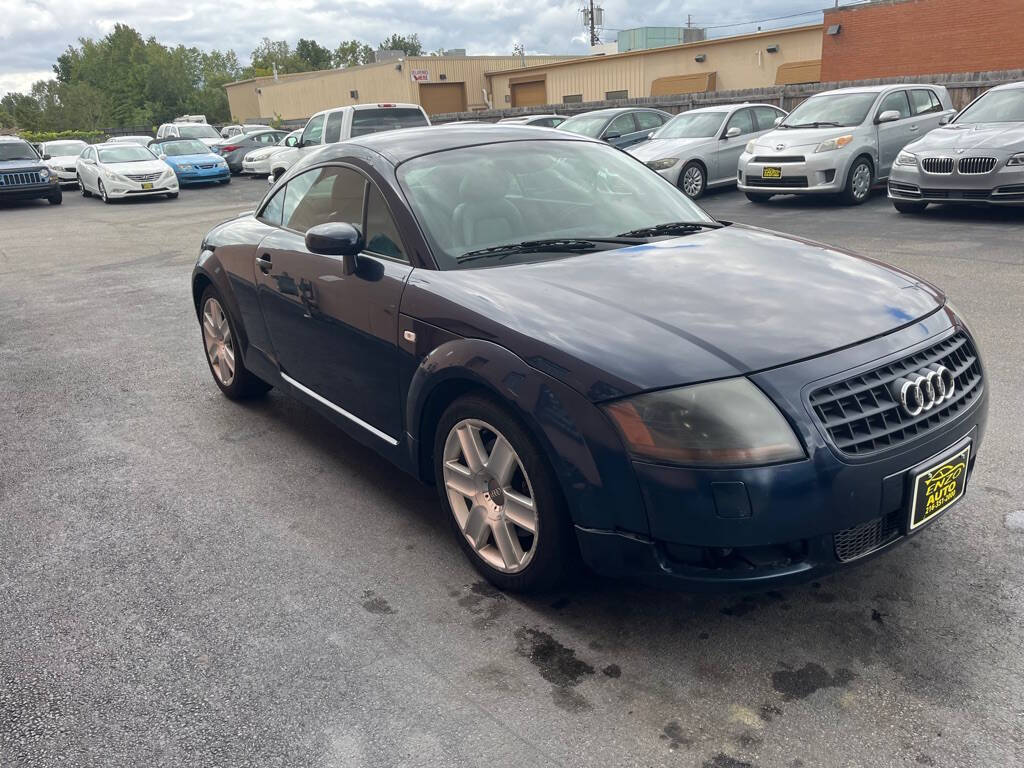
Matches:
[[191, 125, 987, 592]]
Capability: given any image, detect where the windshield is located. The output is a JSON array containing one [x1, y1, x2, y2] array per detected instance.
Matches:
[[43, 140, 87, 156], [177, 124, 220, 139], [653, 112, 726, 139], [558, 115, 609, 138], [158, 140, 210, 156], [955, 89, 1024, 124], [350, 108, 428, 137], [398, 140, 716, 269], [0, 140, 39, 161], [98, 146, 155, 163], [781, 92, 878, 128], [242, 125, 271, 133]]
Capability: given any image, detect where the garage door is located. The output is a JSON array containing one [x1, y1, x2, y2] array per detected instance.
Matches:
[[420, 83, 467, 115], [511, 80, 547, 108]]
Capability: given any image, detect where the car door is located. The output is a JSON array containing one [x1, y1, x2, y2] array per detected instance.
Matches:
[[875, 90, 913, 177], [716, 107, 757, 183], [634, 111, 666, 145], [254, 164, 412, 442], [78, 147, 97, 189], [908, 88, 948, 136], [602, 113, 639, 149]]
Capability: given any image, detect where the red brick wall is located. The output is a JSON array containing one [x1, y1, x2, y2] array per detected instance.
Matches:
[[821, 0, 1024, 82]]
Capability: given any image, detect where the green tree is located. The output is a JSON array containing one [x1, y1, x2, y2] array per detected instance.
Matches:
[[295, 38, 334, 71], [377, 33, 423, 56], [333, 39, 375, 68], [250, 38, 295, 73]]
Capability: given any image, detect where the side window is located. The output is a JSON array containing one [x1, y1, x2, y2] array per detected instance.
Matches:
[[910, 89, 941, 116], [605, 113, 637, 137], [283, 166, 365, 234], [877, 90, 911, 120], [324, 111, 344, 144], [635, 111, 664, 131], [301, 114, 325, 146], [364, 184, 406, 261], [259, 186, 286, 227], [725, 108, 756, 136], [753, 106, 785, 131]]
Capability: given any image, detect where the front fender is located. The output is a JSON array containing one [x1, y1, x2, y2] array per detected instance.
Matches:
[[405, 336, 649, 535]]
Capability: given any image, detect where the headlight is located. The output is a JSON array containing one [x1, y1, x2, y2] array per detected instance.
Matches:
[[895, 150, 918, 167], [39, 168, 50, 180], [217, 158, 227, 166], [602, 378, 804, 466], [814, 134, 854, 153], [646, 157, 680, 171], [1007, 153, 1024, 166], [745, 139, 757, 154], [178, 164, 193, 171]]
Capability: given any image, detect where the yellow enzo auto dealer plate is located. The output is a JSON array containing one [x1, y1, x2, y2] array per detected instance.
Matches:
[[762, 166, 782, 179], [909, 444, 971, 530]]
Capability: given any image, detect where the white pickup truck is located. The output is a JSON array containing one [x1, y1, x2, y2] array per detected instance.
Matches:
[[270, 103, 430, 180]]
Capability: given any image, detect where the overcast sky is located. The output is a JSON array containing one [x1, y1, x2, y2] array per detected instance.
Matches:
[[0, 0, 835, 96]]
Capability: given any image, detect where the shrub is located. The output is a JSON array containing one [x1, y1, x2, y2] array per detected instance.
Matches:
[[18, 129, 107, 144]]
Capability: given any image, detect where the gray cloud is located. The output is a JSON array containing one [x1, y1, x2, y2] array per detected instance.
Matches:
[[0, 0, 826, 94]]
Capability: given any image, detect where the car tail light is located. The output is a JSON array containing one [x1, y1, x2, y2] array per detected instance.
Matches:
[[220, 144, 241, 152], [377, 104, 396, 108]]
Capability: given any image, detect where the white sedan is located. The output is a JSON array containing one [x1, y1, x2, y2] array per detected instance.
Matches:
[[241, 129, 301, 176], [40, 139, 89, 186], [76, 143, 179, 202]]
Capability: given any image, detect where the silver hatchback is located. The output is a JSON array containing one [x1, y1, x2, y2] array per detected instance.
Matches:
[[628, 103, 786, 198], [738, 84, 955, 205], [888, 81, 1024, 211]]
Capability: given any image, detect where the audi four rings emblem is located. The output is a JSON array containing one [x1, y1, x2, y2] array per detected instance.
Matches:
[[891, 366, 957, 417]]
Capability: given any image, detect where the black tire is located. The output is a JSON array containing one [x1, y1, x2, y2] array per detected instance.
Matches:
[[167, 192, 179, 199], [893, 199, 928, 214], [678, 161, 707, 199], [198, 284, 272, 400], [433, 393, 576, 593], [48, 189, 62, 205], [80, 177, 91, 197], [219, 177, 231, 185], [840, 156, 874, 205], [99, 180, 111, 204], [745, 192, 773, 203]]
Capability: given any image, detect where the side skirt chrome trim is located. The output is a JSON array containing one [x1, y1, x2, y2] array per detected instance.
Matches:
[[279, 372, 399, 446]]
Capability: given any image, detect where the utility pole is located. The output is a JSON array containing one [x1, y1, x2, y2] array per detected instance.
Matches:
[[589, 0, 599, 46]]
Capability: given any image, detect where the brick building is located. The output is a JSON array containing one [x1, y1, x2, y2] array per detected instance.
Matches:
[[821, 0, 1024, 82]]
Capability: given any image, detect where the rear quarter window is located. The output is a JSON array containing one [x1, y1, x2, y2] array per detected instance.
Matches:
[[350, 108, 429, 137]]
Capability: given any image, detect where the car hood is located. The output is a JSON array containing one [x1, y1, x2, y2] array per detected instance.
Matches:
[[101, 160, 170, 175], [751, 126, 856, 151], [906, 122, 1024, 153], [628, 137, 714, 160], [46, 154, 82, 164], [0, 158, 45, 171], [165, 153, 221, 165], [403, 224, 944, 399]]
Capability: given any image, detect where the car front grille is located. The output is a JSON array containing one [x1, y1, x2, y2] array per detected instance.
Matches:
[[197, 163, 216, 169], [919, 188, 994, 200], [63, 166, 76, 172], [751, 155, 805, 163], [922, 157, 954, 174], [809, 332, 983, 456], [834, 511, 902, 562], [0, 171, 43, 186], [747, 175, 809, 188], [958, 156, 997, 174], [125, 172, 162, 182]]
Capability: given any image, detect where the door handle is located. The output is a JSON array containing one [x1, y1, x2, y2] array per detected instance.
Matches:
[[257, 253, 273, 274], [908, 124, 920, 132]]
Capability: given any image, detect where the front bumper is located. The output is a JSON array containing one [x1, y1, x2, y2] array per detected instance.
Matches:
[[241, 158, 272, 175], [738, 148, 856, 195], [576, 312, 988, 590], [0, 179, 61, 201], [176, 167, 230, 184], [889, 158, 1024, 205], [51, 167, 79, 186], [103, 175, 179, 198]]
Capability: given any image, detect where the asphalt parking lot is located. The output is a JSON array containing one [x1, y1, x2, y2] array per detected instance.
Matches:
[[1, 178, 1021, 768]]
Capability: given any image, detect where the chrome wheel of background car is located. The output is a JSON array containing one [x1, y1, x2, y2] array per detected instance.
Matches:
[[98, 179, 110, 204], [442, 418, 538, 573], [79, 176, 91, 197], [851, 162, 872, 201], [681, 164, 705, 199], [202, 297, 236, 386]]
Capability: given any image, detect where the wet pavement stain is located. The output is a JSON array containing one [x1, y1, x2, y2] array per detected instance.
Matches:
[[514, 627, 595, 712], [602, 663, 622, 678], [703, 754, 755, 768], [811, 591, 838, 603], [453, 581, 510, 628], [772, 662, 856, 701], [872, 609, 886, 625], [360, 590, 394, 615], [721, 591, 786, 617], [759, 704, 783, 722], [660, 720, 693, 749]]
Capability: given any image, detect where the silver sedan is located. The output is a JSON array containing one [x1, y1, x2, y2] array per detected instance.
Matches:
[[889, 80, 1024, 212], [628, 103, 786, 198]]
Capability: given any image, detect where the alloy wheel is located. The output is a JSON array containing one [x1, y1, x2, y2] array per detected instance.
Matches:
[[202, 297, 236, 386], [851, 162, 872, 200], [681, 165, 704, 198], [442, 418, 538, 573], [99, 180, 109, 203]]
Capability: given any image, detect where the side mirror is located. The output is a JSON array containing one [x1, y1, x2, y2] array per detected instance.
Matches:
[[603, 132, 621, 141], [305, 222, 364, 274], [774, 116, 785, 127], [159, 154, 167, 160], [877, 110, 901, 124], [939, 115, 951, 126], [42, 153, 52, 160], [725, 126, 741, 139]]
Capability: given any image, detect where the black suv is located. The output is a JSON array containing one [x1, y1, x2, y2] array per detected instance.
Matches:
[[0, 136, 62, 205]]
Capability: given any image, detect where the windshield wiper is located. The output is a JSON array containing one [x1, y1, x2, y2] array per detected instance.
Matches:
[[615, 221, 721, 238], [781, 121, 843, 129], [456, 238, 600, 264]]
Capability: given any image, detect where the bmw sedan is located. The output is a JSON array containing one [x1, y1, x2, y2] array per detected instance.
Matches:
[[889, 80, 1024, 211], [558, 108, 671, 149], [629, 104, 786, 198], [192, 125, 987, 592]]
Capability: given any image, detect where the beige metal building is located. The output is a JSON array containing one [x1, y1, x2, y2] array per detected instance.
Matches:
[[225, 55, 575, 121], [487, 25, 824, 109]]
